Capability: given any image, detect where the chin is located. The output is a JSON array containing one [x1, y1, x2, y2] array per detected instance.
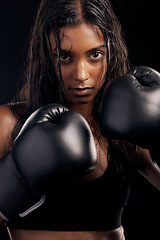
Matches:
[[71, 97, 94, 105]]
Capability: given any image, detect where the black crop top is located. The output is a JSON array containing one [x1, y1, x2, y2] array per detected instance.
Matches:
[[7, 156, 131, 231]]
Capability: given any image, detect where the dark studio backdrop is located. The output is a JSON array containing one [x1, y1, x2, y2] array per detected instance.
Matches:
[[0, 0, 159, 239]]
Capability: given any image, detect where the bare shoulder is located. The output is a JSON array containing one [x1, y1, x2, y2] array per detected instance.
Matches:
[[0, 104, 18, 157]]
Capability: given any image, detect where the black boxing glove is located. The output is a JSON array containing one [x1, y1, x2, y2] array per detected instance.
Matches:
[[0, 103, 97, 221], [98, 66, 160, 167]]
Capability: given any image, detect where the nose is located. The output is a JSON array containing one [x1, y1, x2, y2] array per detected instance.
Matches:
[[73, 60, 90, 82]]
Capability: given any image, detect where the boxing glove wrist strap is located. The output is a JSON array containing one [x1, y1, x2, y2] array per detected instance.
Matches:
[[149, 151, 160, 173], [19, 194, 46, 218], [0, 152, 45, 221]]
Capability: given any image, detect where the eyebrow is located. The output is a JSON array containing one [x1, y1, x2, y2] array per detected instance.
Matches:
[[53, 45, 105, 54], [85, 45, 105, 54]]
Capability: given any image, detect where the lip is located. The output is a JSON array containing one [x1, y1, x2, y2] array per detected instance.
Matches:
[[69, 87, 94, 96]]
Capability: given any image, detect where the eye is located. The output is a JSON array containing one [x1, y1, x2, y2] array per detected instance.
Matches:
[[90, 51, 104, 60], [60, 53, 71, 62]]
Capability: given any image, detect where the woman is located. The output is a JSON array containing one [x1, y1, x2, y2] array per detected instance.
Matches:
[[0, 0, 159, 239]]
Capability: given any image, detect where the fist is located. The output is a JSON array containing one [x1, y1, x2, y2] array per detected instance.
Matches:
[[98, 66, 160, 149]]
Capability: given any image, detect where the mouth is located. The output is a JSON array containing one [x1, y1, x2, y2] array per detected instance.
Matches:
[[69, 87, 94, 96]]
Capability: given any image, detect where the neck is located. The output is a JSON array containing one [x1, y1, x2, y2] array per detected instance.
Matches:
[[70, 102, 94, 123], [70, 101, 101, 139]]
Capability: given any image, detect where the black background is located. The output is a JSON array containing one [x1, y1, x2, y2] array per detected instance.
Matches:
[[0, 1, 160, 239]]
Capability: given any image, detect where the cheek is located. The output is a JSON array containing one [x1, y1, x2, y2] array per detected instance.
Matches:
[[60, 66, 72, 88], [92, 62, 107, 88]]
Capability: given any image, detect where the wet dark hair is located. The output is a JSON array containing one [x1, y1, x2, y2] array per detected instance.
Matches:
[[11, 0, 129, 127], [9, 0, 143, 172]]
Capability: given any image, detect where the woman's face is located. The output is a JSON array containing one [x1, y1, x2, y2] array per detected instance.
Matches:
[[49, 23, 107, 108]]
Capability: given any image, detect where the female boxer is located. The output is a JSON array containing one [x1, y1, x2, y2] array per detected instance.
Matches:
[[0, 0, 159, 240]]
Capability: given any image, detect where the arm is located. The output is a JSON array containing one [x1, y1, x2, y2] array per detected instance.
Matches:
[[0, 105, 18, 228], [138, 148, 160, 190], [0, 216, 4, 229], [0, 105, 18, 157]]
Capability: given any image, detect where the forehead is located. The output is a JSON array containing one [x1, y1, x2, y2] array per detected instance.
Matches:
[[49, 23, 104, 51]]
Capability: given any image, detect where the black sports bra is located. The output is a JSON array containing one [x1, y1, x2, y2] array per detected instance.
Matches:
[[7, 156, 131, 231]]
